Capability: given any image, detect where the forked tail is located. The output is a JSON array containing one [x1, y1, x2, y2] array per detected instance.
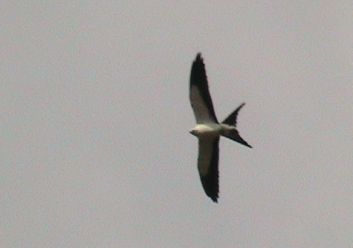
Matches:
[[221, 103, 252, 148]]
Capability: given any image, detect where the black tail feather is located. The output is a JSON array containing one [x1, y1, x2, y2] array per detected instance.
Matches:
[[221, 103, 252, 148], [224, 130, 252, 148], [222, 103, 245, 126]]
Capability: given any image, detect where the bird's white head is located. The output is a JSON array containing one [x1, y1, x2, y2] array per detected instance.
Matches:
[[189, 128, 198, 137]]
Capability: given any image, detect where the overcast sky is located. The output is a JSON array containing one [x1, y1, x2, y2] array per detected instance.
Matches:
[[2, 1, 353, 247]]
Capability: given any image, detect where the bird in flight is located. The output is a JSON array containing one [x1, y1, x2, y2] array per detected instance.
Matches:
[[189, 53, 252, 202]]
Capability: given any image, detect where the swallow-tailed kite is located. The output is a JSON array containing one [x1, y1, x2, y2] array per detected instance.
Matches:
[[189, 53, 252, 202]]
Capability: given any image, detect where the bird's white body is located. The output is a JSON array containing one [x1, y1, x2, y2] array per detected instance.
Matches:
[[190, 123, 236, 138], [190, 123, 221, 137]]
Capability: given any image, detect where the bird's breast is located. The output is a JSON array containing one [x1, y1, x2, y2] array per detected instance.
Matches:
[[191, 123, 221, 137]]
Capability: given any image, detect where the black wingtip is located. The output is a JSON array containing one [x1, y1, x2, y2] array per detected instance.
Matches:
[[195, 52, 203, 61], [200, 176, 219, 203], [206, 191, 218, 203], [191, 53, 205, 75]]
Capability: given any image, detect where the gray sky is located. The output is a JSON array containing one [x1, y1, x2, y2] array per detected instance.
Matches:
[[2, 1, 353, 247]]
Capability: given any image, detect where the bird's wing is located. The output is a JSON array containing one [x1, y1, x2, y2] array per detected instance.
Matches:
[[197, 136, 219, 202], [190, 53, 218, 124]]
